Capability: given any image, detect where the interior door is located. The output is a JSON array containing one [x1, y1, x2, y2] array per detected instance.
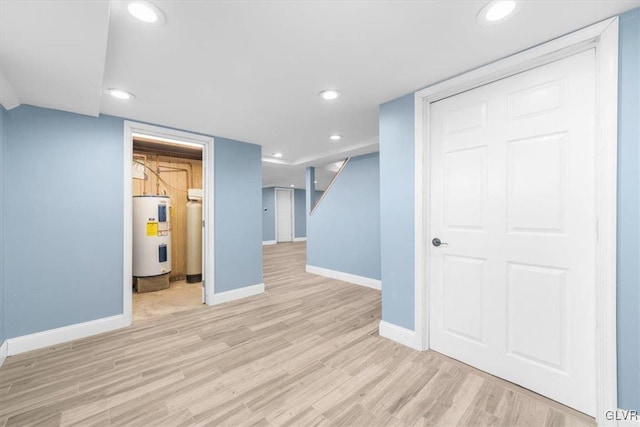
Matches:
[[276, 189, 293, 242], [429, 50, 596, 415]]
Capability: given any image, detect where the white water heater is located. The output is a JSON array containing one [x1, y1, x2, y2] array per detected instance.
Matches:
[[186, 189, 203, 283], [133, 196, 172, 277]]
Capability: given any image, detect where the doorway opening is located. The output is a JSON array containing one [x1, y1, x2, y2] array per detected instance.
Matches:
[[132, 136, 203, 321], [124, 121, 215, 324]]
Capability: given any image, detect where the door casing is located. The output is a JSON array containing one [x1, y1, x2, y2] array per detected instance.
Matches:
[[123, 121, 216, 322], [413, 17, 619, 424]]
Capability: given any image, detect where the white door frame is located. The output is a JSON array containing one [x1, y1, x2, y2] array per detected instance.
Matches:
[[123, 121, 216, 324], [274, 187, 295, 242], [413, 18, 618, 424]]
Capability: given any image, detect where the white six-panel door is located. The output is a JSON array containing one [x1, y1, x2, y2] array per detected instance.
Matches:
[[276, 189, 293, 242], [429, 50, 596, 415]]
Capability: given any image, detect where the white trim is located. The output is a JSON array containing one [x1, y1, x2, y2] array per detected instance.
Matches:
[[306, 265, 381, 290], [6, 315, 127, 355], [593, 19, 620, 424], [0, 340, 7, 367], [412, 17, 619, 424], [293, 237, 307, 242], [275, 188, 294, 242], [209, 283, 264, 306], [124, 121, 216, 310], [262, 240, 277, 246], [310, 158, 350, 216], [379, 321, 422, 351], [123, 123, 133, 327], [616, 410, 640, 427]]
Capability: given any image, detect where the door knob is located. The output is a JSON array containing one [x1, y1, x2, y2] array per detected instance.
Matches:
[[432, 238, 448, 247]]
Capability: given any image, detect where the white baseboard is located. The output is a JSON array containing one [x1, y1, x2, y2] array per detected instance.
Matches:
[[293, 237, 307, 242], [262, 240, 277, 246], [616, 410, 640, 426], [379, 320, 423, 351], [7, 315, 127, 356], [209, 283, 265, 306], [305, 265, 381, 290], [0, 340, 7, 367]]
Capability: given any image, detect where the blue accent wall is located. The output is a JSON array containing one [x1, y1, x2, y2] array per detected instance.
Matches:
[[379, 94, 415, 330], [214, 138, 263, 293], [4, 106, 124, 338], [0, 105, 6, 344], [617, 8, 640, 412], [262, 187, 275, 241], [307, 153, 381, 280], [0, 105, 263, 338], [294, 189, 306, 238]]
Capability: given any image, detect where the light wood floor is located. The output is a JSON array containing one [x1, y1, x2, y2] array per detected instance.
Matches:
[[133, 279, 203, 323], [0, 242, 594, 426]]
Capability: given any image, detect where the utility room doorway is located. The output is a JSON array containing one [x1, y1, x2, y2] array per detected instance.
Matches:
[[131, 133, 205, 322]]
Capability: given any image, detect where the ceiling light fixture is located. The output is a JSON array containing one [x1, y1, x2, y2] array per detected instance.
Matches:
[[319, 90, 341, 100], [273, 152, 283, 158], [290, 184, 295, 188], [106, 89, 135, 100], [478, 1, 520, 25], [329, 134, 342, 141], [128, 1, 166, 25]]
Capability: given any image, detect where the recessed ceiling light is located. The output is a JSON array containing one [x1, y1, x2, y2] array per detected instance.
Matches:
[[478, 1, 520, 25], [290, 184, 295, 188], [128, 1, 166, 25], [273, 152, 283, 158], [106, 89, 135, 100], [319, 90, 341, 100], [329, 134, 342, 141], [314, 181, 317, 184]]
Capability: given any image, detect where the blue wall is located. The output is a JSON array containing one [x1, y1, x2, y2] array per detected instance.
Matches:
[[294, 189, 306, 238], [1, 105, 263, 338], [4, 106, 124, 337], [0, 105, 6, 344], [379, 94, 415, 330], [617, 8, 640, 412], [262, 188, 275, 241], [214, 138, 262, 292], [307, 153, 381, 280], [378, 9, 640, 411]]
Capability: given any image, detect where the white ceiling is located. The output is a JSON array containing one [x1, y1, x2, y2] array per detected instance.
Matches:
[[264, 158, 345, 191], [0, 1, 110, 115], [1, 0, 638, 189]]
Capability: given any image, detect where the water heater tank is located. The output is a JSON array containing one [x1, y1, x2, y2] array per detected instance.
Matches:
[[186, 200, 202, 283], [133, 196, 172, 277]]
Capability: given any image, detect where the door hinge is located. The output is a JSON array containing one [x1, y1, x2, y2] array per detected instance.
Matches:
[[202, 220, 205, 227]]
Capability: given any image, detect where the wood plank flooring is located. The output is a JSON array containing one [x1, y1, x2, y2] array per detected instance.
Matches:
[[0, 242, 595, 426]]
